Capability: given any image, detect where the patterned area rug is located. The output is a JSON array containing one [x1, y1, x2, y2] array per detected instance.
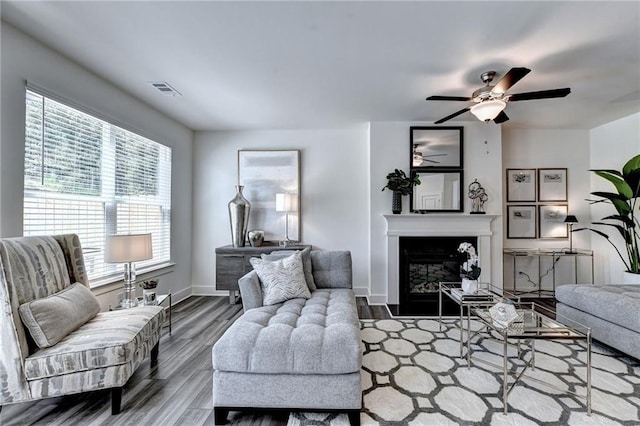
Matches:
[[289, 318, 640, 425]]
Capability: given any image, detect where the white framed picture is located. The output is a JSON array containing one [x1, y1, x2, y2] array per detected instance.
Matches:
[[506, 169, 536, 202], [539, 204, 568, 238], [507, 205, 537, 239], [238, 150, 300, 242], [538, 168, 568, 202]]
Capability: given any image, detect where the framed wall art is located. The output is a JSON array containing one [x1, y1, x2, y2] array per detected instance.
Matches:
[[506, 168, 536, 202], [539, 204, 568, 239], [238, 150, 300, 242], [538, 168, 568, 202], [507, 205, 537, 239], [410, 126, 463, 169]]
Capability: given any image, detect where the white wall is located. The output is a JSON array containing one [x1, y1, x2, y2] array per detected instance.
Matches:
[[369, 121, 503, 303], [590, 112, 640, 284], [191, 126, 370, 295], [501, 129, 591, 290], [0, 22, 194, 308]]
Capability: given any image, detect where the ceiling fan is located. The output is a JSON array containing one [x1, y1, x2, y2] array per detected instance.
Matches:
[[426, 67, 570, 124], [412, 144, 447, 166]]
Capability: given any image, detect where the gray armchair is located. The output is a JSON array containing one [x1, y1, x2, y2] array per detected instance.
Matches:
[[0, 234, 165, 414]]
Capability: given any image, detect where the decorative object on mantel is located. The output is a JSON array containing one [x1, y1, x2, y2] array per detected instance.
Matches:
[[564, 215, 579, 253], [458, 242, 480, 294], [248, 229, 265, 247], [468, 179, 488, 214], [228, 185, 251, 247], [575, 154, 640, 277], [382, 169, 421, 214], [139, 279, 158, 305]]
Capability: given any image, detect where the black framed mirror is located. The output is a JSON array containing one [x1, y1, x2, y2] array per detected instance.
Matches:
[[410, 126, 463, 169], [410, 170, 464, 213]]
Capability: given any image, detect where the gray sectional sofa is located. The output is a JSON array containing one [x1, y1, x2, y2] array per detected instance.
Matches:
[[556, 284, 640, 359], [211, 250, 362, 425]]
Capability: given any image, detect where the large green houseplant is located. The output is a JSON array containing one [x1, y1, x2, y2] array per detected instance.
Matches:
[[382, 169, 421, 214], [577, 154, 640, 275]]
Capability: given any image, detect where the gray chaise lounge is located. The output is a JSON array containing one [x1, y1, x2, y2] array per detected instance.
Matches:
[[211, 251, 362, 425], [556, 284, 640, 359]]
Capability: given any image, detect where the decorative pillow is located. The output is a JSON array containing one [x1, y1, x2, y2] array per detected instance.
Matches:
[[250, 251, 311, 306], [261, 246, 317, 291], [18, 282, 101, 348]]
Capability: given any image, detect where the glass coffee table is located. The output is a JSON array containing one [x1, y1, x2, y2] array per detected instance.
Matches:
[[471, 302, 592, 415], [438, 281, 514, 358]]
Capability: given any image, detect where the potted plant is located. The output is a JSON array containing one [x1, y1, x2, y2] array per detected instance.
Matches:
[[576, 154, 640, 282], [382, 169, 421, 214], [139, 279, 159, 305]]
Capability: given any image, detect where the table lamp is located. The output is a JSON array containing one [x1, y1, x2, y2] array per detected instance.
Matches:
[[276, 193, 296, 247], [564, 215, 578, 254], [105, 233, 153, 308]]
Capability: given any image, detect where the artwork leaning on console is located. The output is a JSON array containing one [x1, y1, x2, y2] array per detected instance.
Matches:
[[238, 150, 300, 243]]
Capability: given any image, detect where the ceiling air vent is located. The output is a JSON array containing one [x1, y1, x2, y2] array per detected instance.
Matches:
[[148, 81, 182, 96]]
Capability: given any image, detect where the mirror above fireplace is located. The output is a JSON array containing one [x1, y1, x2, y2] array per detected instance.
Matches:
[[410, 171, 463, 213]]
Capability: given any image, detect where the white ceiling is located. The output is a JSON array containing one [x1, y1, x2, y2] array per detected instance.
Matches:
[[2, 1, 639, 131]]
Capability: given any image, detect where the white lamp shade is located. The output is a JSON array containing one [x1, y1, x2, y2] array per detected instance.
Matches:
[[275, 193, 297, 212], [105, 233, 153, 263], [470, 99, 506, 122]]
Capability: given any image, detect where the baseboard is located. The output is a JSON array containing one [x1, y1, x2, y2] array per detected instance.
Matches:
[[191, 286, 228, 297], [352, 287, 369, 297], [170, 287, 192, 304], [367, 294, 387, 305]]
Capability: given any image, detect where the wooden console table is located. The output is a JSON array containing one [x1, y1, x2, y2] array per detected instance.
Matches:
[[503, 248, 594, 297], [215, 244, 311, 303]]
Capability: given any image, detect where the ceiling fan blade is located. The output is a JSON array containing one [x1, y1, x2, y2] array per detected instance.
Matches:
[[426, 95, 473, 101], [423, 159, 440, 164], [492, 67, 531, 94], [493, 111, 509, 124], [508, 88, 571, 102], [434, 107, 470, 124]]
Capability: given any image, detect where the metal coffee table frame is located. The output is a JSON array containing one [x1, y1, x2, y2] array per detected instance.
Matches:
[[471, 302, 592, 415], [438, 281, 513, 358]]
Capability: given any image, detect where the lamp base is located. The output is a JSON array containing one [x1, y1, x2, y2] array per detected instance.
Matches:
[[120, 298, 138, 308]]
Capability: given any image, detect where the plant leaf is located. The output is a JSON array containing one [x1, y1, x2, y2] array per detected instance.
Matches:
[[594, 171, 633, 199], [600, 214, 635, 227], [592, 222, 632, 243]]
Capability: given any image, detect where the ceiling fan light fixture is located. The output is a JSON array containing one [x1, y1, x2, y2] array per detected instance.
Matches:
[[470, 99, 506, 122]]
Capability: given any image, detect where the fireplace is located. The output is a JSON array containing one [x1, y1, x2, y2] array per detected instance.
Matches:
[[399, 236, 477, 315], [383, 214, 498, 315]]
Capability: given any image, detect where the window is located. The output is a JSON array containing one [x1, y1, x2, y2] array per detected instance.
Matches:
[[24, 89, 172, 285]]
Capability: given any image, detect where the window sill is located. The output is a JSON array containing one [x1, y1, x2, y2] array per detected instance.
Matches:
[[90, 262, 176, 295]]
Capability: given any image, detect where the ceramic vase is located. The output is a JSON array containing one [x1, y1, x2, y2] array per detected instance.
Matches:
[[461, 278, 478, 294], [228, 185, 251, 247], [248, 229, 264, 247], [392, 191, 402, 214]]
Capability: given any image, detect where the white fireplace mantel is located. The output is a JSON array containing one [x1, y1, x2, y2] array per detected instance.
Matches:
[[383, 214, 498, 304]]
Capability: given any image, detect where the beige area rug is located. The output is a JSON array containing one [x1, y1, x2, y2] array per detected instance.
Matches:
[[289, 318, 640, 425]]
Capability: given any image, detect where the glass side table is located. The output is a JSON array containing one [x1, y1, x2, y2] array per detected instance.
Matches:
[[438, 282, 517, 358], [109, 292, 172, 335]]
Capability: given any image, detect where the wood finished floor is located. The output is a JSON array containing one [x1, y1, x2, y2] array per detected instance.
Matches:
[[1, 296, 389, 426]]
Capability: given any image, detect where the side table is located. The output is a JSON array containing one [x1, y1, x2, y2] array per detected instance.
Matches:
[[109, 292, 172, 336]]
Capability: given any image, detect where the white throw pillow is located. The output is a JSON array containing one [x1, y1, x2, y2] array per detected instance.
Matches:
[[250, 251, 311, 306], [19, 282, 101, 348]]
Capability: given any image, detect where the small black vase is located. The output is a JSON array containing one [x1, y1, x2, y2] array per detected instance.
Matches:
[[392, 191, 402, 214]]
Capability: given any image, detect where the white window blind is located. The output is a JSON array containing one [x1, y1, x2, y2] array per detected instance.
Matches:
[[24, 89, 172, 286]]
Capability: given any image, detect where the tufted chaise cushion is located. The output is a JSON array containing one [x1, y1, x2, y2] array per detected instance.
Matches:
[[556, 284, 640, 331], [212, 288, 361, 375]]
